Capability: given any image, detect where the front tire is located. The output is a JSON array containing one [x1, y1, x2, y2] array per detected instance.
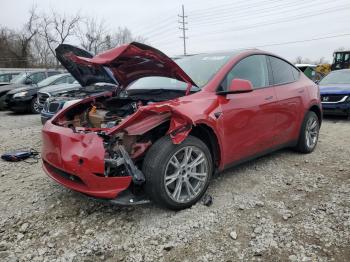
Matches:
[[0, 95, 6, 110], [295, 111, 320, 153], [143, 135, 213, 210], [29, 97, 40, 114]]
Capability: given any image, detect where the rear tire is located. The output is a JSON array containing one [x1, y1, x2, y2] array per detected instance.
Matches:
[[143, 135, 213, 210], [294, 111, 320, 153]]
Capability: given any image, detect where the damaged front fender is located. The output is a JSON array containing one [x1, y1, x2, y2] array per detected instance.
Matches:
[[108, 103, 194, 144]]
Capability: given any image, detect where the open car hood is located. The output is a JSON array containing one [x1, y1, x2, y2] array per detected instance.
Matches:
[[55, 42, 196, 88]]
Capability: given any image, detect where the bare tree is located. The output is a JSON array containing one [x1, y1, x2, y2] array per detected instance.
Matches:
[[38, 11, 82, 65], [78, 17, 110, 54], [109, 27, 146, 47], [0, 6, 38, 67], [19, 5, 39, 66], [314, 57, 328, 65], [31, 35, 55, 67], [1, 5, 147, 68], [335, 47, 345, 51], [294, 56, 303, 64]]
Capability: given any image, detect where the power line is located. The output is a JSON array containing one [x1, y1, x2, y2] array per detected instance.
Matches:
[[189, 0, 333, 26], [139, 0, 287, 42], [134, 17, 175, 38], [150, 4, 348, 47], [145, 0, 343, 44], [178, 5, 188, 56], [187, 0, 274, 16], [189, 5, 350, 38], [142, 0, 287, 41], [131, 14, 174, 35], [252, 33, 350, 49], [189, 0, 282, 19]]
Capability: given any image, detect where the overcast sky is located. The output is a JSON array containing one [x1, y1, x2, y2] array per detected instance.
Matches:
[[1, 0, 350, 62]]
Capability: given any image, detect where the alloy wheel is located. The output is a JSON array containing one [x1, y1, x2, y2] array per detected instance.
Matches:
[[33, 100, 40, 113], [305, 117, 319, 149], [164, 146, 209, 203]]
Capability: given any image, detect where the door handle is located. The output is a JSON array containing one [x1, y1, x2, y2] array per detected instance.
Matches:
[[298, 89, 305, 93], [265, 96, 273, 101]]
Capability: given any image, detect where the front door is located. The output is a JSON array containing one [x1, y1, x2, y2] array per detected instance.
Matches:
[[217, 55, 277, 166]]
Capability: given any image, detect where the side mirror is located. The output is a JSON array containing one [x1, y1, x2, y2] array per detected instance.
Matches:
[[217, 78, 253, 95]]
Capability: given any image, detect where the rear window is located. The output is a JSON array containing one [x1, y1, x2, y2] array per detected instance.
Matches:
[[269, 56, 299, 85]]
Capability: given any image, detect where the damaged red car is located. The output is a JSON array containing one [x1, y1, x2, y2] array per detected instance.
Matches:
[[42, 42, 322, 210]]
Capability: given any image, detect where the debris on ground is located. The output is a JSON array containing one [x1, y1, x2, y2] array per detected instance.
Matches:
[[0, 112, 349, 261], [201, 194, 213, 207]]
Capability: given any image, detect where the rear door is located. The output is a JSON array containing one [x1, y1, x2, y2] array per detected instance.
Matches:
[[218, 55, 277, 165], [267, 56, 305, 145]]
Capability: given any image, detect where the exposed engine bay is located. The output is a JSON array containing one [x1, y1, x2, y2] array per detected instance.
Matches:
[[51, 87, 192, 193], [54, 87, 190, 130], [59, 97, 141, 129]]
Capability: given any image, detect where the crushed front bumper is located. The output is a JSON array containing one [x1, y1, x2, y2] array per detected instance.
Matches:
[[42, 121, 133, 199]]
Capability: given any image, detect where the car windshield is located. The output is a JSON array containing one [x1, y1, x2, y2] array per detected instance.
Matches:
[[10, 72, 29, 84], [127, 52, 234, 90], [37, 74, 66, 87], [319, 70, 350, 85]]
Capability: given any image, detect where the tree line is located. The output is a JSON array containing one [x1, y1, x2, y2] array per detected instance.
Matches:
[[0, 6, 145, 68]]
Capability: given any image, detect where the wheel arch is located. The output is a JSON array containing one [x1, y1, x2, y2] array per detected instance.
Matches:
[[189, 123, 221, 169], [308, 104, 322, 126]]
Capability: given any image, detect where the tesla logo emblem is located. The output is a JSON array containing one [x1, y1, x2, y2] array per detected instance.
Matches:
[[322, 96, 329, 102]]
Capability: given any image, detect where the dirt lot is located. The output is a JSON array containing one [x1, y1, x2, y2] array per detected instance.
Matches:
[[0, 111, 349, 262]]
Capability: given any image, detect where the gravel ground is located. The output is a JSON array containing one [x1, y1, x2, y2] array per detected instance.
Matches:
[[0, 110, 349, 262]]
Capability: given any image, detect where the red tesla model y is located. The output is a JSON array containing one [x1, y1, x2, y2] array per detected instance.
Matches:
[[41, 42, 322, 210]]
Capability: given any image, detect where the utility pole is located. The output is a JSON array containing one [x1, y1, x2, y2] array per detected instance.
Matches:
[[178, 4, 188, 56]]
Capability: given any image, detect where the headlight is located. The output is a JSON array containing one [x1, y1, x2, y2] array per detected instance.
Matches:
[[13, 91, 28, 98]]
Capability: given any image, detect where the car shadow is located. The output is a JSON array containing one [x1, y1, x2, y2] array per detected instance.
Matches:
[[323, 115, 349, 123], [3, 110, 39, 116]]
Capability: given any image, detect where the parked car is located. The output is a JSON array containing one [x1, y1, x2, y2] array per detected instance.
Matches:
[[5, 73, 75, 113], [37, 80, 80, 111], [40, 83, 116, 124], [0, 72, 20, 86], [319, 69, 350, 118], [0, 70, 61, 110], [42, 43, 322, 210], [41, 97, 81, 125]]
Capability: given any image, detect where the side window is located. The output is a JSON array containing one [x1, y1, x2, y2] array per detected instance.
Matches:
[[335, 53, 343, 62], [31, 72, 47, 84], [67, 76, 75, 84], [221, 55, 269, 90], [268, 56, 297, 85], [0, 74, 9, 82], [54, 76, 69, 85]]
